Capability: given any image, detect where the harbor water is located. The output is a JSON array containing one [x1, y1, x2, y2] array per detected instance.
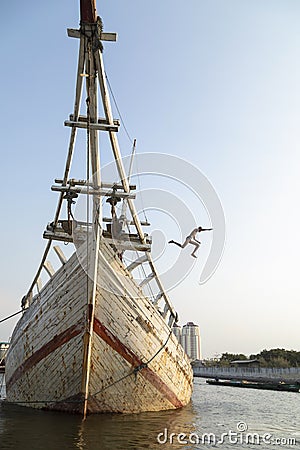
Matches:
[[0, 375, 299, 449]]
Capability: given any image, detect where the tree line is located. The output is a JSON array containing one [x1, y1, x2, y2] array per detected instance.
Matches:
[[204, 348, 300, 368]]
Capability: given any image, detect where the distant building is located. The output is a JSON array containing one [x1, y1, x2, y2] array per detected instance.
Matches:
[[230, 359, 260, 366], [173, 322, 201, 360], [182, 322, 201, 361], [172, 323, 182, 345]]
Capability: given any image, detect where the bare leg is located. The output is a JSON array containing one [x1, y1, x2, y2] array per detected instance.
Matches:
[[168, 237, 190, 248], [190, 240, 200, 258], [168, 240, 182, 248]]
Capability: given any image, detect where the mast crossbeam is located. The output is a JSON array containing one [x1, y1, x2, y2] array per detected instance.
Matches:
[[54, 179, 136, 190], [51, 185, 136, 199], [65, 120, 119, 132], [69, 114, 120, 126], [67, 29, 117, 42]]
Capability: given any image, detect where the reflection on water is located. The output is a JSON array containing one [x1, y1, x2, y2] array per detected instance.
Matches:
[[76, 404, 196, 450], [0, 378, 299, 450], [0, 400, 196, 450], [0, 374, 5, 399]]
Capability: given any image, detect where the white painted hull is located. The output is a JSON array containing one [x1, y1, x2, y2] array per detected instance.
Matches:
[[5, 239, 193, 414]]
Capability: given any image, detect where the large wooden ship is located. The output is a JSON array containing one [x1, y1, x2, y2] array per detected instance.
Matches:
[[5, 0, 193, 416]]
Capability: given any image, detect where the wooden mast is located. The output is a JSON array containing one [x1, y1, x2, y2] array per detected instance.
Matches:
[[80, 0, 97, 24], [78, 0, 101, 419], [76, 0, 177, 413], [70, 0, 178, 329], [25, 0, 178, 416]]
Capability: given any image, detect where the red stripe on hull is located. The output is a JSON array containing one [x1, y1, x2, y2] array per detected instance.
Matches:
[[93, 318, 184, 408], [6, 322, 83, 390]]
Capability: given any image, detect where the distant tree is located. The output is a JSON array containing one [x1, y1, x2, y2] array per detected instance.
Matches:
[[257, 357, 268, 368], [203, 348, 300, 368], [270, 357, 290, 368], [219, 353, 247, 366], [250, 349, 300, 368]]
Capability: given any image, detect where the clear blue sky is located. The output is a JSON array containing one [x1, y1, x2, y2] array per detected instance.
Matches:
[[0, 0, 299, 358]]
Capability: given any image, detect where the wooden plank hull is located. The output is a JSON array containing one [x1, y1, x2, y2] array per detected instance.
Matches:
[[5, 240, 193, 414]]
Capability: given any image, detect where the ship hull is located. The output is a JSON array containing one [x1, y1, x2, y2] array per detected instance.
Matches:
[[5, 240, 193, 414]]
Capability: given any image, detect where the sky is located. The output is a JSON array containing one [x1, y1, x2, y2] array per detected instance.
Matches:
[[0, 0, 300, 358]]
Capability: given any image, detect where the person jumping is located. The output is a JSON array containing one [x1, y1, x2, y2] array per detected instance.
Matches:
[[168, 226, 213, 258]]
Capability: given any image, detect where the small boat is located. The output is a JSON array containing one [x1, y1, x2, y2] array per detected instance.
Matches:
[[206, 378, 300, 393], [5, 0, 193, 416]]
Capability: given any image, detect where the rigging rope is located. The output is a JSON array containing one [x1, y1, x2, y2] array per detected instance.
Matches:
[[0, 309, 27, 324], [105, 72, 133, 144], [93, 328, 173, 397], [105, 73, 149, 228], [134, 154, 148, 223]]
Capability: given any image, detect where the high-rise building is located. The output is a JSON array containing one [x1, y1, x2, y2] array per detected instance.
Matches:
[[181, 322, 201, 360], [172, 323, 182, 345]]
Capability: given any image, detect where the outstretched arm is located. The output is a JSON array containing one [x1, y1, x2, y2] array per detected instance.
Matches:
[[200, 228, 213, 232]]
